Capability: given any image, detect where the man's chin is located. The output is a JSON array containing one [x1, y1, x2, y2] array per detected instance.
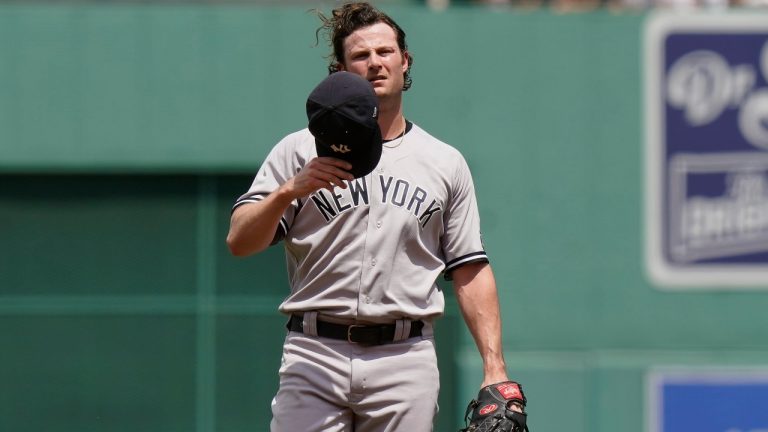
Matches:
[[373, 86, 402, 103]]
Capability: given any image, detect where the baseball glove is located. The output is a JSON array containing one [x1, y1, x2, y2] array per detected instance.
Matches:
[[459, 381, 529, 432]]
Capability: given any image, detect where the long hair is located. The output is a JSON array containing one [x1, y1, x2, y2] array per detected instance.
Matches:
[[315, 2, 413, 91]]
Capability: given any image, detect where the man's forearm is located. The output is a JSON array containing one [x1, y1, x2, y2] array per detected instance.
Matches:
[[452, 262, 509, 386], [226, 187, 295, 257]]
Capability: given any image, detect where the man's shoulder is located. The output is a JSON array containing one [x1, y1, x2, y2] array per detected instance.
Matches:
[[278, 128, 314, 146], [410, 123, 460, 148], [271, 128, 316, 154], [409, 123, 465, 160]]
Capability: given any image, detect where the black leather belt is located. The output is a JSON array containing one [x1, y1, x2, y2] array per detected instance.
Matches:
[[287, 315, 424, 345]]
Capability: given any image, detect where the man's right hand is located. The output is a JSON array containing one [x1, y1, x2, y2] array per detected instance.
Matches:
[[282, 157, 355, 199]]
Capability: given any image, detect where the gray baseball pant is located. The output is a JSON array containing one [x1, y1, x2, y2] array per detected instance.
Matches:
[[270, 330, 440, 431]]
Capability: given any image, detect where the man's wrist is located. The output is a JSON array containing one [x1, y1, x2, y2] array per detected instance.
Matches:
[[482, 358, 508, 384], [273, 181, 302, 205]]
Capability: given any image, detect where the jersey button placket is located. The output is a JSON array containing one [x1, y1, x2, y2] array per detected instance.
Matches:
[[359, 171, 383, 315]]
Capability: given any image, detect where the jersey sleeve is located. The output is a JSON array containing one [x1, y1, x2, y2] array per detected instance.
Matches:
[[232, 132, 307, 245], [441, 153, 489, 279]]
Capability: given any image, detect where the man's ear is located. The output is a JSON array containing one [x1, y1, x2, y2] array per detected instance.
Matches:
[[402, 51, 410, 72]]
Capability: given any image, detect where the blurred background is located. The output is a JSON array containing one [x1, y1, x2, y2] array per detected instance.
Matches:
[[1, 1, 767, 431]]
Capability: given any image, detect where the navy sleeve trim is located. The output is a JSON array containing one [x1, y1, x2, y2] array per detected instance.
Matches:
[[443, 252, 489, 281], [271, 217, 288, 246], [231, 195, 262, 213]]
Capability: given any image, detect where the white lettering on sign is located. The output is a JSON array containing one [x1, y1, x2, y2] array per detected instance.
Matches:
[[739, 88, 768, 149], [666, 41, 768, 150], [682, 173, 768, 248]]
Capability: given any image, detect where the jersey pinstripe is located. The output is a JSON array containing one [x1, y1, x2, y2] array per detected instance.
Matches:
[[234, 123, 488, 323]]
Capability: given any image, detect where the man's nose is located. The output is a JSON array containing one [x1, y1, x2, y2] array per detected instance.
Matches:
[[368, 53, 382, 68]]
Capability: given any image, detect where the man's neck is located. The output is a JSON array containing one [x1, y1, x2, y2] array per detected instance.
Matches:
[[377, 98, 406, 140]]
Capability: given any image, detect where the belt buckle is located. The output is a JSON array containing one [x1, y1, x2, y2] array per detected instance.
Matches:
[[347, 325, 363, 343]]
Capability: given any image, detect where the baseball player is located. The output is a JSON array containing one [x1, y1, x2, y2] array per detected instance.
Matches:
[[227, 2, 526, 431]]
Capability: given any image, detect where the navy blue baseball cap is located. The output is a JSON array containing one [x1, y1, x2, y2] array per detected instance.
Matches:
[[306, 71, 383, 179]]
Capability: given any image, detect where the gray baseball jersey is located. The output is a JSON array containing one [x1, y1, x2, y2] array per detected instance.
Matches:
[[234, 122, 488, 324]]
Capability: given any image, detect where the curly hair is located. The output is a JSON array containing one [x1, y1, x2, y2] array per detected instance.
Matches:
[[315, 2, 413, 91]]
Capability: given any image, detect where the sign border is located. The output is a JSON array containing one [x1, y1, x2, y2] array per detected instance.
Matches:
[[643, 11, 768, 289], [645, 367, 768, 432]]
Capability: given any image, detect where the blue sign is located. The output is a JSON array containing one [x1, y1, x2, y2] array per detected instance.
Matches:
[[647, 370, 768, 432], [644, 13, 768, 288]]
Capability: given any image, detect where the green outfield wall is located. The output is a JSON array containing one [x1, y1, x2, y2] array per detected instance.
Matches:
[[1, 4, 767, 432]]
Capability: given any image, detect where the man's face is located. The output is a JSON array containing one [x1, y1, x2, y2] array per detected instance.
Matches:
[[340, 22, 408, 101]]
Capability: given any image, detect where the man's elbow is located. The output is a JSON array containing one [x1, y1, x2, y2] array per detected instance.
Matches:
[[226, 234, 254, 257]]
